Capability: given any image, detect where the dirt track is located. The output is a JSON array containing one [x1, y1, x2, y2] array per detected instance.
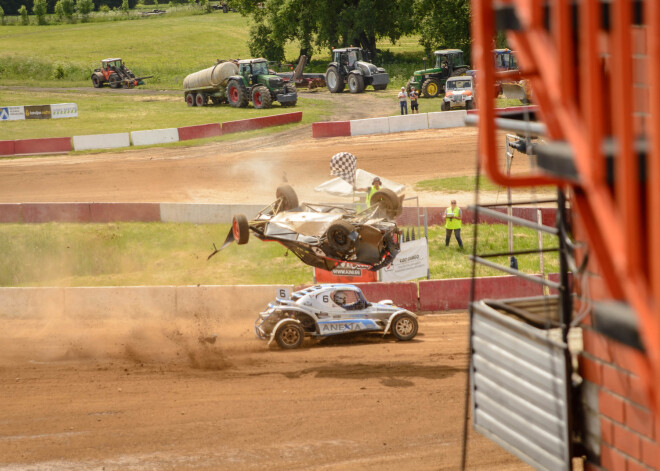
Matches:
[[0, 92, 533, 470]]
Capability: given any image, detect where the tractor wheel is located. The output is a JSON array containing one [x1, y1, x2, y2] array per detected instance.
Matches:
[[227, 79, 249, 108], [251, 85, 273, 109], [275, 185, 298, 213], [371, 188, 401, 218], [325, 66, 345, 93], [405, 77, 414, 93], [441, 100, 450, 111], [91, 75, 102, 88], [232, 214, 250, 245], [185, 93, 196, 107], [348, 74, 365, 93], [195, 93, 208, 107], [391, 314, 418, 341], [421, 78, 441, 98], [452, 67, 469, 76], [275, 322, 304, 349], [327, 220, 356, 254], [109, 74, 121, 89], [373, 83, 388, 91]]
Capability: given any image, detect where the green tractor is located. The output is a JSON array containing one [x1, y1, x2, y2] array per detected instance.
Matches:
[[226, 58, 298, 109], [406, 49, 471, 98]]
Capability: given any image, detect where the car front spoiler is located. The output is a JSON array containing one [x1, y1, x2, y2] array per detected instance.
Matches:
[[207, 226, 236, 260]]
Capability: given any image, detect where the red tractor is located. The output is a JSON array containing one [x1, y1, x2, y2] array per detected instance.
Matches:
[[91, 58, 152, 89]]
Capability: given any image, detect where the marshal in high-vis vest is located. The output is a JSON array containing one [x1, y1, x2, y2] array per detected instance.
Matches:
[[444, 199, 464, 248]]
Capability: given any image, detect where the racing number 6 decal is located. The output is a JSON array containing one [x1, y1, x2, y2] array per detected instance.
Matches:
[[323, 295, 329, 303], [279, 288, 290, 299]]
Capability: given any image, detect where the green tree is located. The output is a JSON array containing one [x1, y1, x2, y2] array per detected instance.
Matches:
[[75, 0, 94, 20], [33, 0, 48, 23], [55, 0, 75, 21], [0, 6, 5, 24], [18, 4, 29, 24], [413, 0, 471, 60], [121, 0, 129, 13]]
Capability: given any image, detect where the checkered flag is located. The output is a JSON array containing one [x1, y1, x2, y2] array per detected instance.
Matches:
[[330, 152, 357, 187]]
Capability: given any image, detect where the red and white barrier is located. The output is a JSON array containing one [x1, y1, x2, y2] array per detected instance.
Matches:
[[428, 110, 468, 129], [14, 137, 71, 155], [222, 111, 302, 134], [72, 132, 131, 151], [387, 114, 429, 133], [130, 128, 180, 147], [21, 203, 91, 223], [312, 121, 351, 138], [89, 203, 161, 223], [178, 123, 222, 141], [350, 117, 390, 136], [0, 140, 15, 156]]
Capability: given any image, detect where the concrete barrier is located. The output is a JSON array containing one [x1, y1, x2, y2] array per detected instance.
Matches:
[[178, 123, 222, 141], [130, 128, 180, 147], [418, 276, 546, 311], [387, 113, 429, 133], [0, 204, 22, 222], [159, 203, 265, 224], [14, 137, 72, 155], [72, 133, 131, 151], [222, 112, 303, 134], [89, 203, 161, 222], [350, 117, 390, 136], [428, 110, 468, 129], [22, 203, 91, 223], [354, 282, 418, 312], [0, 140, 15, 156], [312, 121, 351, 138], [0, 287, 65, 319]]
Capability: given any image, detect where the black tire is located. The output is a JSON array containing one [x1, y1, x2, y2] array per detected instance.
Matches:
[[391, 314, 418, 341], [441, 100, 450, 111], [348, 74, 364, 93], [466, 100, 475, 110], [227, 79, 249, 108], [405, 78, 414, 93], [91, 75, 102, 88], [421, 78, 441, 98], [185, 93, 196, 107], [210, 96, 224, 105], [370, 188, 401, 218], [327, 220, 356, 253], [280, 83, 297, 107], [373, 83, 387, 90], [275, 184, 298, 212], [275, 322, 304, 349], [232, 214, 250, 245], [452, 67, 469, 77], [251, 85, 273, 109], [195, 92, 207, 107], [109, 74, 121, 89], [325, 66, 344, 93]]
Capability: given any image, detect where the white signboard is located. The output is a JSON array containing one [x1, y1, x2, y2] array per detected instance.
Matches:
[[0, 106, 25, 121], [51, 103, 78, 119], [380, 238, 429, 282]]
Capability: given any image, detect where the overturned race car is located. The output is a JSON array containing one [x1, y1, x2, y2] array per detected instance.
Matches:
[[208, 185, 403, 271], [256, 284, 419, 349]]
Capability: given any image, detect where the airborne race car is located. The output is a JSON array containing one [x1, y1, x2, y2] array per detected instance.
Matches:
[[256, 284, 419, 349], [209, 185, 403, 271]]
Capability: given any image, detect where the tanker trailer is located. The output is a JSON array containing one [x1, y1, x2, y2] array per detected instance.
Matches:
[[183, 61, 239, 107]]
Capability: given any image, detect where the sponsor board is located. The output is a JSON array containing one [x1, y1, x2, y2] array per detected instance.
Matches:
[[0, 106, 26, 121], [51, 103, 78, 119], [24, 105, 52, 120], [314, 262, 377, 283], [381, 238, 429, 282]]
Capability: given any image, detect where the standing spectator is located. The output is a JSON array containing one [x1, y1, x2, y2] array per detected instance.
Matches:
[[356, 177, 383, 207], [409, 87, 419, 114], [445, 199, 464, 249], [398, 87, 408, 115]]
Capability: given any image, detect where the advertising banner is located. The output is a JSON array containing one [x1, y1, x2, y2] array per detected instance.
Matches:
[[380, 238, 429, 282], [51, 103, 78, 119], [24, 105, 52, 120], [0, 106, 26, 121], [314, 262, 378, 283]]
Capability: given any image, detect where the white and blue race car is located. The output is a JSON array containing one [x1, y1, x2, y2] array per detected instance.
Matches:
[[255, 284, 418, 349]]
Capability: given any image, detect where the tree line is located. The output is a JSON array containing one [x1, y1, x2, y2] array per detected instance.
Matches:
[[231, 0, 471, 62], [0, 0, 137, 15]]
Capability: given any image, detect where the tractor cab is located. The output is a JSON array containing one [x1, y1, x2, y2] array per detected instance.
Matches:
[[238, 58, 275, 86], [101, 58, 124, 78], [493, 49, 518, 71], [332, 47, 365, 68], [434, 49, 467, 77]]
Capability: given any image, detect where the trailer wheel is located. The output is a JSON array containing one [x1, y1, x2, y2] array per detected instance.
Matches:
[[195, 93, 208, 107], [251, 85, 273, 109], [185, 93, 196, 107], [325, 66, 344, 93], [91, 75, 102, 88], [227, 79, 249, 108], [348, 74, 365, 93]]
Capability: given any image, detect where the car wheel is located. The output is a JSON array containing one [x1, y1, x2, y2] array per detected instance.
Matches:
[[370, 188, 401, 218], [232, 214, 250, 245], [466, 100, 475, 110], [348, 74, 364, 93], [185, 93, 196, 107], [91, 75, 102, 88], [275, 184, 298, 212], [325, 67, 344, 93], [441, 100, 449, 111], [421, 78, 440, 98], [327, 220, 356, 253], [391, 314, 418, 341], [275, 322, 304, 349]]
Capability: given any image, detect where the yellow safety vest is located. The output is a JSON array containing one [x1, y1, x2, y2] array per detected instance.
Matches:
[[445, 206, 462, 229], [366, 186, 378, 206]]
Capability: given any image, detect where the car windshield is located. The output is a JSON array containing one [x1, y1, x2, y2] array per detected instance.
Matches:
[[251, 61, 269, 75], [447, 80, 472, 89]]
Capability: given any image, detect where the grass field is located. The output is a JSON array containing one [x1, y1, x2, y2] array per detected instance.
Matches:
[[0, 222, 559, 287]]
